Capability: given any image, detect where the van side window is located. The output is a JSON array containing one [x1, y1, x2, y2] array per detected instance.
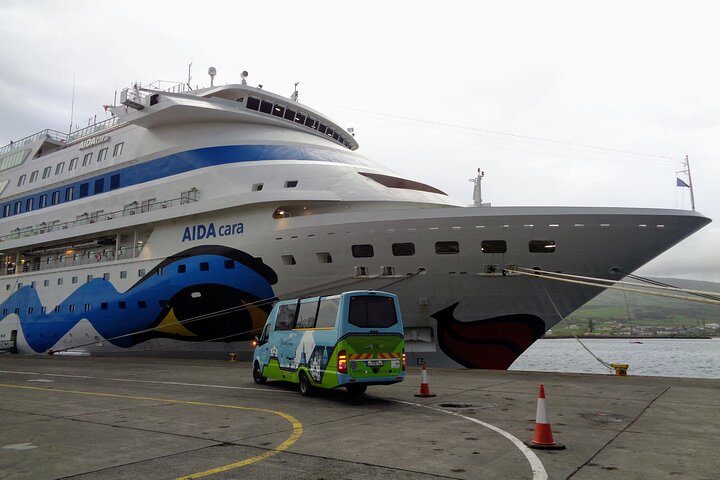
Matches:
[[275, 304, 296, 331], [316, 297, 340, 328], [295, 301, 317, 329]]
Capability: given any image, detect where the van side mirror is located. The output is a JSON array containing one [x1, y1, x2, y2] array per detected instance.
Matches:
[[252, 335, 260, 347]]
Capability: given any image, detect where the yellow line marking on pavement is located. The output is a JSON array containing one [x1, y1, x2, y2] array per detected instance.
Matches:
[[0, 383, 303, 479]]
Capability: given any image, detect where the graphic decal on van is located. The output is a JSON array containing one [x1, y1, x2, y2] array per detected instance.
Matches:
[[0, 245, 278, 352]]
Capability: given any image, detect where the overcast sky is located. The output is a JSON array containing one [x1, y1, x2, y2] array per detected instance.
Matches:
[[0, 1, 718, 281]]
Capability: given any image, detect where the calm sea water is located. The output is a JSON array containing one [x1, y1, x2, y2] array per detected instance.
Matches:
[[509, 338, 720, 379]]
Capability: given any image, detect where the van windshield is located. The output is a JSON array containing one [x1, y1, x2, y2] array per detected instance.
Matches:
[[348, 296, 397, 328]]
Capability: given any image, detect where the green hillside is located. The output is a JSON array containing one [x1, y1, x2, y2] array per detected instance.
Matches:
[[548, 277, 720, 337]]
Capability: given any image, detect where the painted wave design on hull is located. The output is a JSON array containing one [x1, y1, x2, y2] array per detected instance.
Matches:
[[431, 303, 546, 369], [0, 246, 277, 352]]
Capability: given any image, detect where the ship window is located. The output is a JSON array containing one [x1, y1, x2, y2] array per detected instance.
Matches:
[[118, 301, 126, 309], [43, 279, 49, 287], [79, 183, 89, 198], [246, 97, 260, 111], [30, 170, 38, 183], [2, 204, 9, 217], [272, 104, 285, 117], [318, 124, 327, 134], [86, 275, 93, 283], [199, 262, 209, 271], [39, 194, 47, 208], [65, 187, 74, 201], [69, 304, 76, 312], [316, 252, 333, 263], [275, 304, 297, 331], [17, 174, 26, 187], [25, 198, 33, 211], [69, 157, 78, 171], [97, 148, 108, 162], [113, 142, 124, 157], [28, 307, 33, 314], [51, 191, 60, 205], [481, 240, 507, 254], [2, 308, 6, 314], [110, 174, 120, 190], [352, 244, 374, 258], [13, 307, 19, 314], [435, 241, 460, 254], [137, 300, 147, 308], [54, 306, 60, 313], [101, 303, 108, 310], [176, 264, 186, 274], [103, 273, 110, 280], [41, 166, 51, 179], [84, 303, 91, 311], [224, 259, 234, 269], [284, 180, 298, 188], [294, 112, 306, 124], [252, 183, 263, 191], [138, 269, 145, 277], [326, 128, 334, 137], [284, 108, 296, 121], [72, 276, 78, 284], [304, 116, 316, 128], [57, 278, 63, 285], [359, 172, 446, 195], [55, 162, 65, 175], [94, 178, 104, 194], [13, 201, 20, 214], [82, 153, 93, 166], [120, 270, 127, 279], [392, 242, 416, 256], [260, 100, 273, 114], [281, 254, 296, 265], [529, 240, 556, 253]]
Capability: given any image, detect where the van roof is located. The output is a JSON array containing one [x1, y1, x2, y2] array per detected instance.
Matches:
[[274, 290, 394, 307]]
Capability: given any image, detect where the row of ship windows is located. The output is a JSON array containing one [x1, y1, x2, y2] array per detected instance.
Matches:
[[245, 97, 354, 149], [4, 298, 167, 316], [281, 240, 556, 265], [5, 259, 237, 291], [15, 142, 124, 189], [2, 174, 121, 217]]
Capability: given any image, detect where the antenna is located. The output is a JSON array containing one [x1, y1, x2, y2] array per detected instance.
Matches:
[[241, 70, 249, 85], [187, 62, 193, 89], [291, 82, 299, 102], [208, 66, 217, 87], [68, 73, 75, 134]]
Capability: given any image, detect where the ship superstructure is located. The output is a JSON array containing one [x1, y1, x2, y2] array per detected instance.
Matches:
[[0, 74, 710, 368]]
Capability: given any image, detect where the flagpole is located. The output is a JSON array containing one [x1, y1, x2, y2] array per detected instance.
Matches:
[[685, 155, 695, 211]]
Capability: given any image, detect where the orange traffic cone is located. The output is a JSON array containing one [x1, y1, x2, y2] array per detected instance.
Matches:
[[526, 384, 565, 450], [414, 361, 436, 398]]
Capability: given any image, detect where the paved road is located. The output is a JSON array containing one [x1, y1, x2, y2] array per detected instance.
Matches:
[[0, 356, 717, 479]]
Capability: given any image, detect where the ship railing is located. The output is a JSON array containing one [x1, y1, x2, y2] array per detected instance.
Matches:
[[0, 129, 70, 157], [0, 192, 198, 243], [1, 244, 145, 276], [67, 116, 122, 142]]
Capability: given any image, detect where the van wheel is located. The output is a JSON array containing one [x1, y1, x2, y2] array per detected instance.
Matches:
[[298, 371, 313, 396], [347, 383, 367, 395], [253, 362, 267, 384]]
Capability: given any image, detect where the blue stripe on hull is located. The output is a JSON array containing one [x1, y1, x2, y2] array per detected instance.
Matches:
[[2, 145, 370, 218]]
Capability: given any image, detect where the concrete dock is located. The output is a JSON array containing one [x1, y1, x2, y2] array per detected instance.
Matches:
[[0, 356, 717, 479]]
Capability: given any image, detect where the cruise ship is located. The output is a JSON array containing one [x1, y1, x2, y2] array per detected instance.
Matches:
[[0, 72, 710, 368]]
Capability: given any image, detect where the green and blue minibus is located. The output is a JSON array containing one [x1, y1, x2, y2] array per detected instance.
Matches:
[[252, 290, 405, 395]]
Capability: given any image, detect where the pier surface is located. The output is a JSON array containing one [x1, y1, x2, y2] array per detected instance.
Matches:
[[0, 356, 717, 479]]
